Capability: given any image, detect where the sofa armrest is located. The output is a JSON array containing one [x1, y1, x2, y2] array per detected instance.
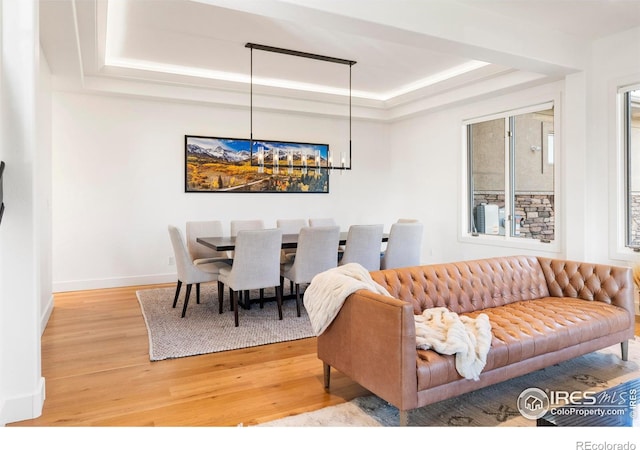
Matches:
[[317, 289, 418, 411], [538, 257, 636, 335]]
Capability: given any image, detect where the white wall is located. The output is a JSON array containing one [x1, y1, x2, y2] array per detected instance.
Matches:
[[0, 0, 48, 425], [593, 26, 640, 315], [49, 24, 640, 321], [38, 49, 53, 331], [390, 81, 566, 264], [52, 92, 393, 291], [49, 79, 576, 291], [590, 26, 640, 265]]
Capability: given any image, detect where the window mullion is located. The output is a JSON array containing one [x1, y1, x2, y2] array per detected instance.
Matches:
[[625, 92, 632, 247], [467, 125, 476, 235], [505, 117, 513, 240]]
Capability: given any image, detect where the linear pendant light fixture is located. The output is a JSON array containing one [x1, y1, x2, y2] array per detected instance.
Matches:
[[246, 42, 356, 170]]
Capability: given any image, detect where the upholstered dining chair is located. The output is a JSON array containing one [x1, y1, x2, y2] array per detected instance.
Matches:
[[217, 228, 284, 327], [277, 218, 307, 259], [276, 218, 308, 234], [309, 218, 337, 227], [168, 225, 230, 318], [227, 219, 265, 260], [309, 218, 342, 253], [280, 226, 340, 317], [185, 220, 229, 265], [230, 219, 265, 236], [226, 219, 267, 302], [338, 224, 384, 272], [276, 219, 308, 294], [380, 222, 424, 269]]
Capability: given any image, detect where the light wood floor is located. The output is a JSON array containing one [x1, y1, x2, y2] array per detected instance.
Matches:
[[10, 284, 369, 427], [9, 284, 640, 427]]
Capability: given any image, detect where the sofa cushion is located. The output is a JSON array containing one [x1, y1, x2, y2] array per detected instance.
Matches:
[[371, 255, 550, 315], [416, 297, 632, 391]]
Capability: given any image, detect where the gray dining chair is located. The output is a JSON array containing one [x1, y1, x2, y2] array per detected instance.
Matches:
[[276, 219, 308, 234], [217, 228, 283, 327], [280, 226, 340, 317], [185, 220, 229, 265], [380, 222, 424, 269], [277, 218, 308, 259], [230, 219, 265, 236], [309, 218, 337, 227], [309, 218, 343, 253], [338, 224, 384, 272], [276, 219, 308, 294], [227, 219, 265, 260], [168, 225, 231, 318]]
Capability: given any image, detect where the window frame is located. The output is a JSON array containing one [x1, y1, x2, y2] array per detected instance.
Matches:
[[621, 83, 640, 253], [461, 100, 561, 252]]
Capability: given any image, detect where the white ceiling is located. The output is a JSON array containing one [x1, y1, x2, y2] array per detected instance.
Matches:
[[39, 0, 640, 110], [455, 0, 640, 41]]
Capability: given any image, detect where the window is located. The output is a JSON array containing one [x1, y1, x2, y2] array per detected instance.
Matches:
[[624, 88, 640, 248], [466, 103, 555, 242]]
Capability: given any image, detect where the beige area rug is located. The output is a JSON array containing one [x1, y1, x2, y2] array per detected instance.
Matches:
[[259, 337, 640, 427], [136, 284, 315, 361]]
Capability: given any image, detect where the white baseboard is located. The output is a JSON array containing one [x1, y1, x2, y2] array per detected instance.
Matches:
[[53, 273, 176, 293], [0, 377, 45, 426], [40, 294, 54, 335]]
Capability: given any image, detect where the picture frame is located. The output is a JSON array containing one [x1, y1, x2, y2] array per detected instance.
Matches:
[[185, 135, 330, 193]]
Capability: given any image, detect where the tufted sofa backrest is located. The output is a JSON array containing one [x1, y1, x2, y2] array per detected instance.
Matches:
[[537, 257, 633, 307], [370, 255, 550, 315]]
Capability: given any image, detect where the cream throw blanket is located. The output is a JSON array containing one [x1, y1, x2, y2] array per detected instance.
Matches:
[[415, 307, 492, 380], [304, 263, 393, 336], [304, 263, 492, 380]]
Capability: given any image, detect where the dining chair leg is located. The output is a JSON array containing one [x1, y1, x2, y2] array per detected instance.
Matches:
[[259, 288, 264, 309], [217, 281, 224, 314], [232, 290, 239, 327], [196, 283, 201, 304], [295, 283, 301, 317], [276, 285, 283, 320], [172, 280, 182, 308], [229, 287, 234, 311], [244, 290, 251, 310], [181, 284, 192, 318], [290, 280, 293, 296]]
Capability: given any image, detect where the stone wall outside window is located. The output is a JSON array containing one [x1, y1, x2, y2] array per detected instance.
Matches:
[[473, 191, 554, 240], [630, 192, 640, 247]]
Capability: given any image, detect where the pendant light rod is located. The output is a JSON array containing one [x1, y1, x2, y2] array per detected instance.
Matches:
[[349, 63, 352, 170], [250, 47, 253, 143], [247, 42, 355, 170], [245, 43, 356, 66]]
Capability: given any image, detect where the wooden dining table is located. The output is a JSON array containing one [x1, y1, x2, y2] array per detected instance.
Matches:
[[196, 231, 389, 252]]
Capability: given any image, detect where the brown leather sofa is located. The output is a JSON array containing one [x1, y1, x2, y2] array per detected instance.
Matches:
[[318, 255, 636, 425]]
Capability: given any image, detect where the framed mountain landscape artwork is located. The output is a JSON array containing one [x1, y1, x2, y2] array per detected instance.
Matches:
[[185, 135, 330, 193]]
